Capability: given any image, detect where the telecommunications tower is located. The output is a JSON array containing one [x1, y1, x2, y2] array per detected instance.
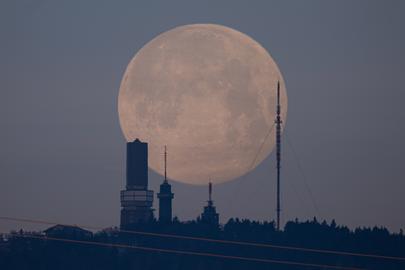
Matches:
[[275, 81, 282, 231], [157, 146, 174, 223]]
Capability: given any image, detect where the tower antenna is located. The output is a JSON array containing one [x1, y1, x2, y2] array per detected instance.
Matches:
[[209, 181, 212, 203], [157, 145, 174, 223], [276, 81, 282, 231], [164, 145, 167, 183]]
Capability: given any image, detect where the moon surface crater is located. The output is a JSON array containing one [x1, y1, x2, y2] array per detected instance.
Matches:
[[118, 24, 287, 185]]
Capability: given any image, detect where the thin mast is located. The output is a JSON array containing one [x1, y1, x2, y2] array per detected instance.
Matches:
[[276, 81, 282, 231], [164, 145, 167, 183], [209, 181, 212, 202]]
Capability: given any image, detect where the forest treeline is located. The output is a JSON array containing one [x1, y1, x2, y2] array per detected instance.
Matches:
[[0, 217, 404, 270]]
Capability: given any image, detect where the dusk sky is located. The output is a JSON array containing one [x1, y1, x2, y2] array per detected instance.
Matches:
[[1, 0, 405, 232]]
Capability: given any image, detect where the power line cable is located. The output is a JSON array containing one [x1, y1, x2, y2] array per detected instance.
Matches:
[[1, 232, 365, 270], [283, 166, 313, 219], [283, 127, 322, 219], [247, 123, 275, 172], [1, 216, 404, 262], [247, 119, 314, 224]]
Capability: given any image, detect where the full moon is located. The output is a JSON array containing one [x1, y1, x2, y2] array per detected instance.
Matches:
[[118, 24, 287, 185]]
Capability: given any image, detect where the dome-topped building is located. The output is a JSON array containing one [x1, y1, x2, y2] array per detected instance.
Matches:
[[200, 182, 219, 226]]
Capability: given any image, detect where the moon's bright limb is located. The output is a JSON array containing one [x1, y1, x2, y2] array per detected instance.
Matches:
[[118, 24, 287, 185]]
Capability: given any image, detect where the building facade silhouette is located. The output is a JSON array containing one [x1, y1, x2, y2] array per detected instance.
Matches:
[[120, 139, 154, 228], [157, 146, 174, 223], [200, 182, 219, 226], [157, 181, 173, 223]]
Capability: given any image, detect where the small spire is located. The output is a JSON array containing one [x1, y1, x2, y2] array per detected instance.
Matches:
[[209, 181, 212, 202], [164, 145, 167, 183]]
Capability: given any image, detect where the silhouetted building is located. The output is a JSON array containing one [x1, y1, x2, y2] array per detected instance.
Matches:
[[200, 182, 219, 226], [157, 146, 174, 223], [120, 139, 154, 228], [44, 225, 92, 239]]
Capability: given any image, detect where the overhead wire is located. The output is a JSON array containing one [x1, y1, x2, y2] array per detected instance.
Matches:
[[247, 123, 275, 172], [282, 127, 322, 219], [246, 119, 312, 223], [1, 216, 404, 262], [1, 231, 365, 270]]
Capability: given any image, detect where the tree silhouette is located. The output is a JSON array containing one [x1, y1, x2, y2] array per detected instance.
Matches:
[[1, 218, 404, 270]]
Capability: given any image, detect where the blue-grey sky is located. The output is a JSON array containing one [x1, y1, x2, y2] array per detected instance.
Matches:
[[1, 0, 404, 232]]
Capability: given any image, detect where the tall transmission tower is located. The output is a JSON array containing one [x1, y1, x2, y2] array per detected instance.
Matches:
[[157, 145, 174, 223], [276, 81, 282, 231]]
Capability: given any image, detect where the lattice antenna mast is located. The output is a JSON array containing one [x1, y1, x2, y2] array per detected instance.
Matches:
[[276, 81, 282, 231], [164, 145, 168, 183]]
